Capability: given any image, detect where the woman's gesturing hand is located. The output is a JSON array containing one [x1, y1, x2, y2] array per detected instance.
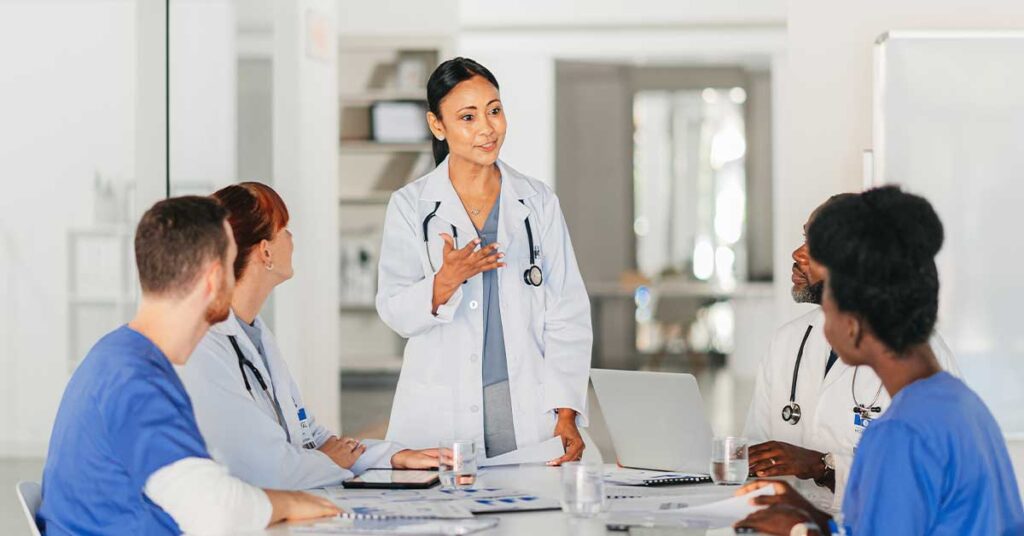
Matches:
[[432, 234, 505, 314]]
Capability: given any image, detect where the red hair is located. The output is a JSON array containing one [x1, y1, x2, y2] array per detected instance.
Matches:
[[211, 181, 290, 280]]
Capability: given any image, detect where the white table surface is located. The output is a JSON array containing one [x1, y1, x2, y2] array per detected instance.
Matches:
[[262, 464, 747, 535]]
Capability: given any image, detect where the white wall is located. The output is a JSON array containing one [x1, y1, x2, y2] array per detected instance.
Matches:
[[272, 0, 343, 431], [338, 0, 458, 36], [775, 0, 1024, 324], [460, 0, 785, 28], [169, 0, 237, 193], [0, 0, 138, 456]]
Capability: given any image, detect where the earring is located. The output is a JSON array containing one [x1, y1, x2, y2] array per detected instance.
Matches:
[[265, 262, 274, 271], [436, 134, 445, 141]]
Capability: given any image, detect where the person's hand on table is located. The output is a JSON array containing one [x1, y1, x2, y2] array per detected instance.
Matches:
[[748, 440, 826, 479], [548, 408, 585, 466], [734, 480, 832, 534], [734, 504, 819, 535], [318, 436, 366, 469], [264, 489, 341, 524], [392, 448, 440, 469]]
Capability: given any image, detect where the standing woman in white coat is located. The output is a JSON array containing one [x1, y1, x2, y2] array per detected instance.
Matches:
[[377, 58, 592, 464], [179, 182, 437, 491]]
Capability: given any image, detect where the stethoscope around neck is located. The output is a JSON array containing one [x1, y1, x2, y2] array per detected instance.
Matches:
[[227, 335, 284, 428], [422, 199, 543, 287], [781, 324, 883, 425], [781, 325, 814, 425]]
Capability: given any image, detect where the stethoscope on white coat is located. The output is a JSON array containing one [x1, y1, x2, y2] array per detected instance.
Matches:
[[227, 335, 285, 429], [422, 200, 543, 287], [781, 325, 884, 425]]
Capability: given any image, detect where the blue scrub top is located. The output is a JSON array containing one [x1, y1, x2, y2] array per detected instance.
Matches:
[[478, 199, 511, 388], [842, 371, 1024, 535], [38, 326, 210, 536]]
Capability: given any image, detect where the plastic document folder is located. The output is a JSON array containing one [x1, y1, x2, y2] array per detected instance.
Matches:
[[292, 516, 499, 535], [604, 468, 712, 487]]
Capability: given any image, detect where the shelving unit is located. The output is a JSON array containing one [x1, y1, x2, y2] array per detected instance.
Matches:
[[67, 225, 137, 370], [337, 35, 452, 377]]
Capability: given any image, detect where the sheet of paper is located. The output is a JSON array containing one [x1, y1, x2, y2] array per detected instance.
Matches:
[[478, 436, 565, 467], [604, 485, 775, 530], [294, 517, 499, 535], [606, 496, 693, 513], [677, 484, 774, 521], [456, 494, 561, 514], [331, 499, 474, 519]]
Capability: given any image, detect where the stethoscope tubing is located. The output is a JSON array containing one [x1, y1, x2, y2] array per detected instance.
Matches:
[[422, 199, 542, 286]]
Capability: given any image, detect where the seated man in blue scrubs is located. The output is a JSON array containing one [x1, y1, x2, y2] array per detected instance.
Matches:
[[734, 186, 1024, 535], [38, 197, 339, 535]]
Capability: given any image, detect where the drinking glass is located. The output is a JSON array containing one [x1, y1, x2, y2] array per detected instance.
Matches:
[[560, 461, 606, 517], [710, 436, 749, 485], [438, 439, 477, 490]]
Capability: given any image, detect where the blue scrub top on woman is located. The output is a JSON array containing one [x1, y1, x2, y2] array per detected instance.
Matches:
[[842, 371, 1024, 535]]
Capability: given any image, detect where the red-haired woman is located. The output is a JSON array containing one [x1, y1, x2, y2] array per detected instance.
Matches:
[[179, 182, 437, 490]]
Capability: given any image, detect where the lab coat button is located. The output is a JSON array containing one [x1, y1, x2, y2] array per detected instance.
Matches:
[[470, 354, 479, 363], [471, 405, 480, 413], [469, 300, 479, 310]]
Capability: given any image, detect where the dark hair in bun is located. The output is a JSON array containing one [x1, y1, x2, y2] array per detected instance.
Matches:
[[807, 185, 944, 353]]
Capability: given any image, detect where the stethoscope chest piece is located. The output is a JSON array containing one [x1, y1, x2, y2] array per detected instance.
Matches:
[[782, 402, 802, 425], [524, 264, 543, 287], [780, 324, 815, 426]]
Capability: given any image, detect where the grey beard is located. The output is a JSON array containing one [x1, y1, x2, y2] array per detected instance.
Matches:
[[792, 280, 824, 305]]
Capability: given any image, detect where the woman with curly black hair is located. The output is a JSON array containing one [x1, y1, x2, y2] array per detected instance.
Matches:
[[734, 186, 1024, 536]]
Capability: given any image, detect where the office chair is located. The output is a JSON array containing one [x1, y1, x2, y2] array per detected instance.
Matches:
[[15, 481, 42, 536]]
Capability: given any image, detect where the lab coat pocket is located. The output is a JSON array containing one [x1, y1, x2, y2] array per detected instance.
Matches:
[[510, 259, 546, 338]]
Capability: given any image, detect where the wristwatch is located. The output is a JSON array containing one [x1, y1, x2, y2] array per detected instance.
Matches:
[[814, 452, 836, 487], [791, 522, 822, 536]]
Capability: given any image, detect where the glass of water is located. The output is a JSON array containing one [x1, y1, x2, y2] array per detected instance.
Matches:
[[438, 439, 477, 490], [710, 436, 749, 485], [560, 461, 606, 517]]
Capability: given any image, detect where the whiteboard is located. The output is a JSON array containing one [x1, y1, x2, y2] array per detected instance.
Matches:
[[874, 31, 1024, 433]]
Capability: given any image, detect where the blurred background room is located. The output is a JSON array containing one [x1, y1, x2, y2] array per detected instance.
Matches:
[[4, 1, 1024, 532]]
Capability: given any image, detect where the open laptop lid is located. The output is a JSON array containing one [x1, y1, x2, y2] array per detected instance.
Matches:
[[591, 369, 713, 473]]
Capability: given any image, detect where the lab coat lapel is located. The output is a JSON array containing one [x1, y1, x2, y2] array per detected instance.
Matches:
[[419, 158, 477, 240], [810, 307, 851, 392], [821, 352, 853, 392], [496, 160, 536, 253], [214, 310, 280, 406], [253, 315, 302, 438]]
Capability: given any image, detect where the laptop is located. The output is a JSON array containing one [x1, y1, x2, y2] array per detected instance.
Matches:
[[591, 369, 714, 473]]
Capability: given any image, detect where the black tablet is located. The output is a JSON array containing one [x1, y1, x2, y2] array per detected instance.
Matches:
[[341, 469, 440, 489]]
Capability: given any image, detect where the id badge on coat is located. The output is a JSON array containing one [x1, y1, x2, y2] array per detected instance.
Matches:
[[853, 412, 872, 433]]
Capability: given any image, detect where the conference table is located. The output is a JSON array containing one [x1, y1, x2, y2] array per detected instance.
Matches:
[[262, 463, 771, 535]]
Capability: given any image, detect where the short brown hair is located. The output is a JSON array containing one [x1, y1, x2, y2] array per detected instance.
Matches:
[[211, 182, 289, 280], [134, 196, 230, 296]]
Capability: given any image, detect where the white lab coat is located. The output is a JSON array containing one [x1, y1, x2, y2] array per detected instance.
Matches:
[[177, 310, 403, 490], [744, 307, 961, 508], [376, 158, 592, 452]]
